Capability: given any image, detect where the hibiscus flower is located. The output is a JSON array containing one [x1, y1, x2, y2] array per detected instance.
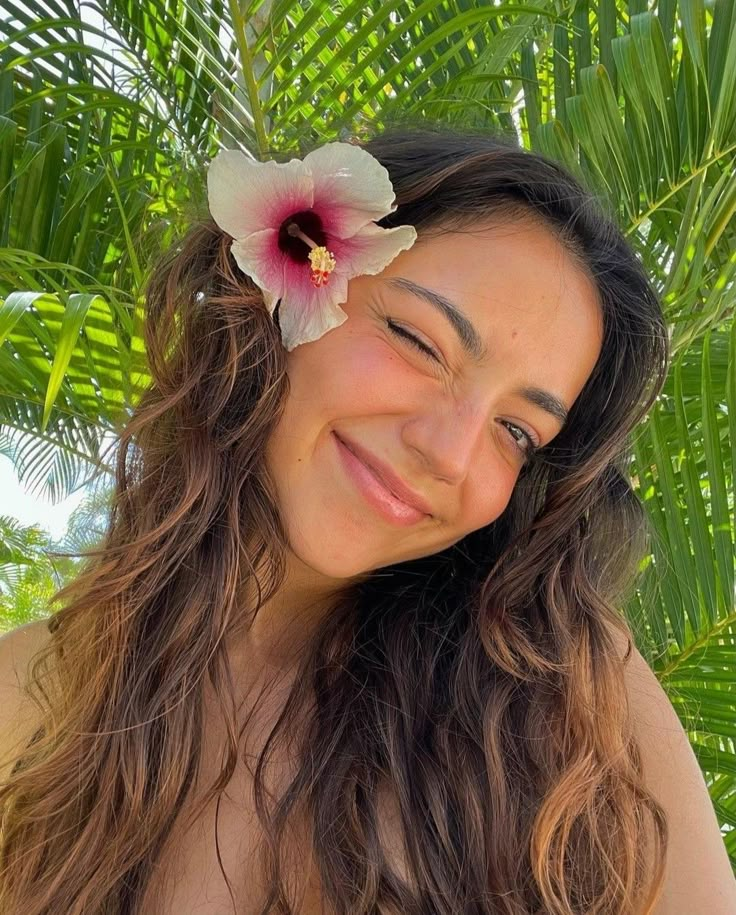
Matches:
[[206, 141, 418, 350]]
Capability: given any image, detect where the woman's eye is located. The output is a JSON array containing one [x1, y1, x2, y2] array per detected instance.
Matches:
[[501, 421, 539, 463], [386, 317, 539, 464], [385, 318, 440, 361]]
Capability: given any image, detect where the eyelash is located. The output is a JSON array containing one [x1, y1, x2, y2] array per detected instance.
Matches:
[[385, 318, 541, 463]]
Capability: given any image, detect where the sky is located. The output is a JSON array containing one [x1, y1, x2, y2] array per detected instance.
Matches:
[[0, 455, 92, 540]]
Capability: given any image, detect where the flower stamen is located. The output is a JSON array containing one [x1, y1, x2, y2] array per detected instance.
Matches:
[[287, 221, 336, 287]]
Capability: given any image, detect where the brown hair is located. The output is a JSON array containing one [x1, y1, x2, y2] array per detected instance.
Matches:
[[0, 120, 670, 914]]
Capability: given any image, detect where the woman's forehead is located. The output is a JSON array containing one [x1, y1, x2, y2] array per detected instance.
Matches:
[[372, 221, 603, 393]]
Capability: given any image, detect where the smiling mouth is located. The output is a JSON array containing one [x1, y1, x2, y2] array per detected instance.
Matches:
[[333, 433, 432, 526], [334, 433, 434, 516]]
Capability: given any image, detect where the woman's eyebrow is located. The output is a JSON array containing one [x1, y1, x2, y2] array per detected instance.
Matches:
[[385, 276, 487, 361], [383, 276, 570, 428], [516, 386, 569, 427]]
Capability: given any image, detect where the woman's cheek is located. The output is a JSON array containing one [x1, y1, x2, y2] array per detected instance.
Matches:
[[467, 472, 517, 532], [335, 339, 416, 405]]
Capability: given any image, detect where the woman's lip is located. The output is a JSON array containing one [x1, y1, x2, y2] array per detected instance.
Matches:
[[334, 433, 434, 516], [333, 433, 429, 526]]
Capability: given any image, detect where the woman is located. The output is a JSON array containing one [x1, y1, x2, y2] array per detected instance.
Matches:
[[1, 122, 734, 914]]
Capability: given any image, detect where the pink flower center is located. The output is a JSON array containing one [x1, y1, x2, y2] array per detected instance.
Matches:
[[278, 210, 327, 263]]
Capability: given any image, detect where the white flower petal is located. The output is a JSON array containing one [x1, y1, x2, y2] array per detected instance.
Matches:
[[230, 228, 285, 314], [333, 223, 418, 278], [304, 142, 399, 238], [277, 269, 350, 351], [207, 148, 314, 240]]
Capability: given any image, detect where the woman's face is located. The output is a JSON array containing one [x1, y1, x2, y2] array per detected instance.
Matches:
[[265, 217, 603, 581]]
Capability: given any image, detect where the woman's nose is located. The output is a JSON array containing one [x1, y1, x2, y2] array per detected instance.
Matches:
[[401, 400, 488, 485]]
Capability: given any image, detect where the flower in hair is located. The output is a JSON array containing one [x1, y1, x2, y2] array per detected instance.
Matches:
[[206, 142, 417, 350]]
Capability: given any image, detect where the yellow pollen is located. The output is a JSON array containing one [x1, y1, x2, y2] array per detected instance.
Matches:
[[307, 246, 336, 287]]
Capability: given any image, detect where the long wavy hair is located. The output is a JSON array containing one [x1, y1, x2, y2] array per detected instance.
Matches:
[[0, 120, 670, 914]]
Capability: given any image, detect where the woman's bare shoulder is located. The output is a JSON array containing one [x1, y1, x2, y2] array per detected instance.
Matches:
[[603, 617, 736, 912], [0, 618, 54, 782], [0, 618, 54, 679]]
